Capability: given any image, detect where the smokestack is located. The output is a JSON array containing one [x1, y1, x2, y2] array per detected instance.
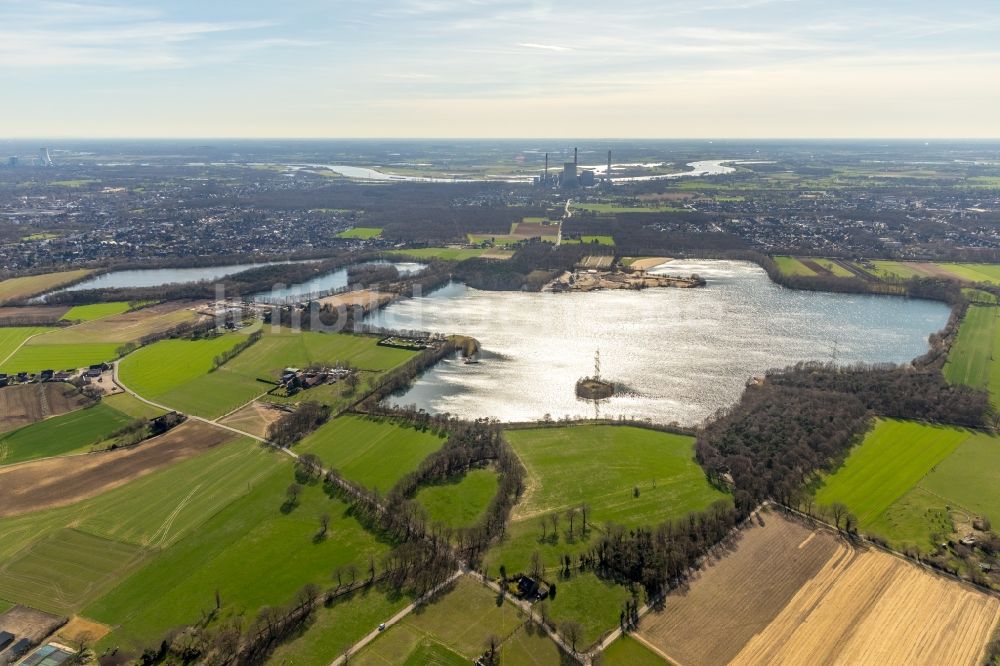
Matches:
[[607, 150, 612, 182], [574, 147, 578, 165], [545, 152, 548, 178]]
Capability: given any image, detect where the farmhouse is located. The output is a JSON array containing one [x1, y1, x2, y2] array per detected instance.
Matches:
[[0, 630, 13, 650]]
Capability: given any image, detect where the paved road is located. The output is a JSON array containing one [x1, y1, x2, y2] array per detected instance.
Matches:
[[329, 569, 463, 665]]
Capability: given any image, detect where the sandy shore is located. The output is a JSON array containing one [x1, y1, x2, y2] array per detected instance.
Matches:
[[630, 257, 672, 270]]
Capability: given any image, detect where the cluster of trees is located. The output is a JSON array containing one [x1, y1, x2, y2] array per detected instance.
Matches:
[[117, 584, 322, 666], [266, 402, 331, 448], [346, 263, 398, 284], [454, 242, 607, 291], [211, 330, 262, 370], [696, 362, 991, 511], [588, 500, 741, 597]]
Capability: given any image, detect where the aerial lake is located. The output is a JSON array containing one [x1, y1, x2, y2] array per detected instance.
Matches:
[[368, 260, 952, 425], [51, 261, 299, 294], [251, 261, 426, 302]]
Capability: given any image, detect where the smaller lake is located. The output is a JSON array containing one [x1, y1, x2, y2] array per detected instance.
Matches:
[[51, 261, 301, 295], [251, 261, 426, 303]]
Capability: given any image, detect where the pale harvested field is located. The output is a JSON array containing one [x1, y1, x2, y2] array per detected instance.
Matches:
[[219, 400, 286, 438], [0, 269, 93, 305], [316, 289, 393, 310], [732, 546, 1000, 666], [639, 512, 1000, 666], [37, 301, 202, 344], [637, 514, 839, 666], [480, 249, 514, 260], [0, 383, 90, 433], [630, 257, 672, 270], [0, 420, 235, 517]]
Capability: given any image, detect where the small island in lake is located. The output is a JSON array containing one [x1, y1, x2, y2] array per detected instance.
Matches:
[[576, 350, 615, 400]]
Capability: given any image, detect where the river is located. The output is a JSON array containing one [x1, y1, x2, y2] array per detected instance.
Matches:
[[251, 261, 426, 303], [367, 260, 951, 425]]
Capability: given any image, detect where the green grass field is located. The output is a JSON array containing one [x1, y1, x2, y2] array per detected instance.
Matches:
[[866, 260, 1000, 285], [87, 445, 391, 650], [118, 334, 246, 398], [61, 301, 133, 322], [391, 247, 490, 261], [267, 587, 411, 665], [0, 269, 94, 304], [814, 419, 968, 526], [487, 425, 726, 650], [564, 235, 615, 246], [417, 468, 498, 528], [1, 341, 121, 374], [867, 260, 929, 280], [336, 226, 383, 239], [808, 258, 854, 277], [298, 415, 445, 493], [0, 326, 51, 365], [0, 529, 142, 615], [963, 288, 998, 304], [102, 391, 167, 419], [602, 636, 669, 664], [503, 426, 726, 528], [0, 435, 264, 616], [773, 256, 816, 276], [943, 305, 1000, 408], [0, 403, 134, 465], [351, 577, 528, 664], [938, 263, 1000, 285]]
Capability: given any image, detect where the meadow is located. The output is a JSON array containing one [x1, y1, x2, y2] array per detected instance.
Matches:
[[60, 301, 133, 322], [773, 256, 817, 277], [489, 425, 727, 649], [417, 468, 499, 528], [350, 577, 529, 664], [0, 403, 134, 466], [943, 304, 1000, 408], [336, 226, 383, 239], [0, 326, 51, 365], [128, 329, 420, 419], [602, 636, 669, 665], [814, 419, 968, 526], [1, 341, 121, 374], [0, 268, 94, 304], [390, 247, 491, 261], [298, 415, 445, 493], [102, 391, 166, 420], [812, 419, 1000, 551]]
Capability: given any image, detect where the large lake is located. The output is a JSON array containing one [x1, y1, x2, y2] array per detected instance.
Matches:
[[367, 260, 951, 425]]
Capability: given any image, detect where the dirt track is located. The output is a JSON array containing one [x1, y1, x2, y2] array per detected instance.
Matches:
[[0, 420, 235, 517], [0, 383, 89, 434], [637, 512, 1000, 666]]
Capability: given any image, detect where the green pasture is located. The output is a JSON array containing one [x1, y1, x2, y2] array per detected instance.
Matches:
[[814, 419, 967, 527], [773, 256, 816, 277], [102, 391, 166, 419], [939, 263, 1000, 285], [352, 577, 527, 664], [545, 571, 631, 651], [867, 260, 930, 280], [0, 403, 133, 465], [61, 302, 133, 322], [1, 341, 120, 374], [0, 326, 52, 364], [117, 334, 246, 398], [336, 227, 383, 239], [602, 636, 669, 664], [944, 304, 1000, 408], [88, 450, 389, 651], [298, 415, 445, 493], [417, 468, 499, 528], [391, 247, 489, 261]]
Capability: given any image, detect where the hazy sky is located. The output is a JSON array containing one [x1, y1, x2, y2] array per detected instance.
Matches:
[[1, 0, 998, 138]]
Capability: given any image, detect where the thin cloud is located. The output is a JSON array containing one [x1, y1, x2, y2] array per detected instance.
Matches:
[[519, 43, 573, 52]]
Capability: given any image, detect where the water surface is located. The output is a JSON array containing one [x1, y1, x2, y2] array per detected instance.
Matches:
[[367, 260, 950, 425]]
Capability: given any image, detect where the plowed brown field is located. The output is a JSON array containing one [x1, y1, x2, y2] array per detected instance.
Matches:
[[638, 512, 1000, 666], [0, 382, 90, 433], [0, 420, 235, 517]]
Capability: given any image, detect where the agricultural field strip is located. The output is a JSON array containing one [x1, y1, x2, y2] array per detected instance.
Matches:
[[0, 327, 52, 366]]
